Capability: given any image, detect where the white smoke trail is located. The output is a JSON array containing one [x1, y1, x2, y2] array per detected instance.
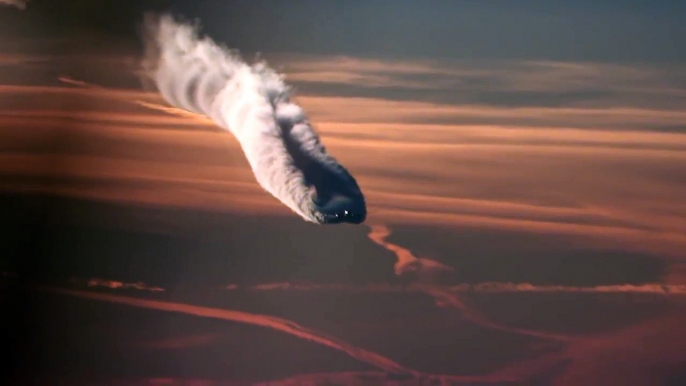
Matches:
[[0, 0, 27, 9], [141, 14, 366, 225]]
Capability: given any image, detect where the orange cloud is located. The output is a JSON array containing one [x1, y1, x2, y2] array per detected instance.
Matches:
[[225, 281, 686, 296], [0, 61, 684, 264], [3, 35, 685, 386], [298, 95, 686, 128], [367, 224, 453, 276], [0, 84, 156, 101], [79, 277, 165, 292], [271, 54, 686, 109], [364, 224, 572, 342], [46, 287, 415, 375], [553, 312, 686, 386]]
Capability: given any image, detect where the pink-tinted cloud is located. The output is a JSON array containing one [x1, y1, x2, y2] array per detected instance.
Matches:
[[0, 0, 28, 10], [1, 60, 684, 273], [271, 54, 686, 109], [553, 312, 686, 386], [46, 287, 415, 375], [256, 370, 515, 386], [367, 224, 453, 276], [81, 277, 165, 292], [2, 82, 685, 259], [224, 281, 686, 296], [365, 224, 572, 342]]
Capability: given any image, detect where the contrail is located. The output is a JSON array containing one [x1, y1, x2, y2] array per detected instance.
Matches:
[[227, 281, 686, 296], [366, 224, 572, 342], [57, 77, 90, 88], [46, 287, 416, 375], [76, 277, 165, 292], [141, 14, 366, 225], [367, 224, 454, 276], [418, 284, 573, 342]]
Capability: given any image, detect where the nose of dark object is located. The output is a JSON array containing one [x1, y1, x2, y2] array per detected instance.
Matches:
[[317, 194, 366, 224], [326, 209, 366, 224]]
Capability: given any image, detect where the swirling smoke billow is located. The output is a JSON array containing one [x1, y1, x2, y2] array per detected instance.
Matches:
[[142, 14, 366, 225]]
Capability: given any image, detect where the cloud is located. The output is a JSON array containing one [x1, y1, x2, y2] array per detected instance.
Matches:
[[47, 287, 415, 375], [272, 54, 686, 110], [366, 224, 453, 277], [74, 277, 165, 292], [2, 52, 685, 262], [553, 312, 686, 386], [2, 90, 685, 257], [0, 83, 157, 102], [297, 95, 686, 129], [0, 0, 28, 10], [224, 281, 686, 296], [364, 224, 571, 341]]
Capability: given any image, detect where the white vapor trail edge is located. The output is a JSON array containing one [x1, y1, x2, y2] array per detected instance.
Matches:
[[0, 0, 28, 10], [141, 14, 366, 225]]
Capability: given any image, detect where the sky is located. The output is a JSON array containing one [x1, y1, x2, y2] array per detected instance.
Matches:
[[2, 1, 686, 385], [3, 0, 686, 61]]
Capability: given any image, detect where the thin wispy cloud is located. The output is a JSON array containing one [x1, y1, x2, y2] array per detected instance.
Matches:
[[297, 95, 686, 128], [0, 0, 28, 10], [225, 281, 686, 296], [80, 277, 165, 292], [7, 81, 686, 130], [490, 311, 686, 385], [365, 224, 572, 342], [47, 287, 415, 375], [274, 54, 686, 110], [2, 74, 685, 259], [367, 224, 453, 276], [552, 313, 686, 386]]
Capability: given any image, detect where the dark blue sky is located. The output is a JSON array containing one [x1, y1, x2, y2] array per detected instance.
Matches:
[[191, 0, 686, 63], [2, 0, 685, 63]]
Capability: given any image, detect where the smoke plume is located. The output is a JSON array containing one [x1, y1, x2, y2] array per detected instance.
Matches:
[[141, 14, 366, 225]]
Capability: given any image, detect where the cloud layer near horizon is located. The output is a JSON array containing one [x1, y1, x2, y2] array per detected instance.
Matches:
[[0, 0, 28, 10], [1, 52, 685, 264]]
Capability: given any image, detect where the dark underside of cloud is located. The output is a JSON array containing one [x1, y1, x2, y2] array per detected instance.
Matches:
[[1, 192, 668, 289]]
